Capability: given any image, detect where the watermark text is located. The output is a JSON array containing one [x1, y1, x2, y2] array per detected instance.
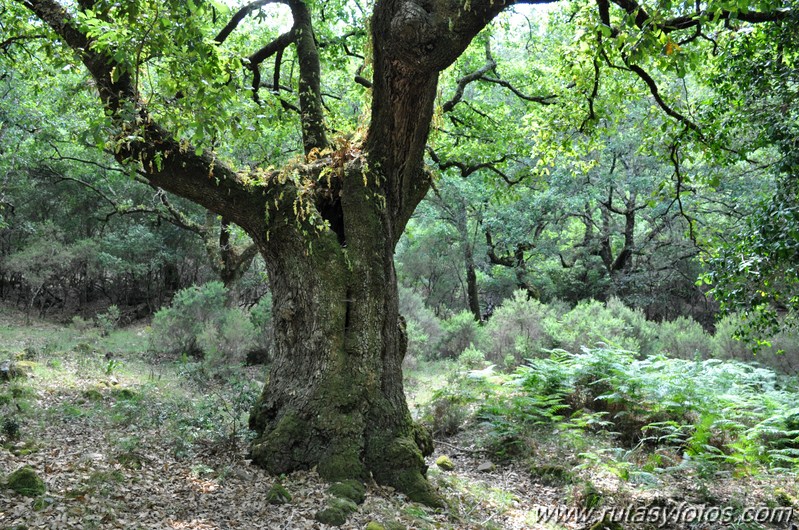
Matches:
[[536, 503, 794, 527]]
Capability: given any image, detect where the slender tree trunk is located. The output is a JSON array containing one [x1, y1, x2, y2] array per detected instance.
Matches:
[[465, 250, 482, 321], [210, 216, 258, 306], [454, 202, 482, 320]]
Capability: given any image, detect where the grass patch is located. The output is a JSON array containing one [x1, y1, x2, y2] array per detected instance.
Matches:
[[1, 314, 261, 467], [404, 358, 457, 415]]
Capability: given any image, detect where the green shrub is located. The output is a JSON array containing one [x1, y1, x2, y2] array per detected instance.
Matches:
[[714, 314, 754, 361], [427, 393, 470, 436], [605, 297, 659, 356], [482, 290, 551, 365], [567, 349, 682, 447], [151, 281, 228, 356], [167, 377, 259, 452], [70, 315, 93, 332], [438, 310, 483, 358], [399, 286, 443, 359], [402, 319, 431, 361], [547, 299, 640, 353], [424, 373, 487, 436], [573, 480, 603, 510], [767, 330, 799, 373], [458, 344, 486, 369], [150, 282, 256, 370], [746, 408, 799, 465], [426, 328, 799, 476], [95, 305, 121, 336], [656, 316, 713, 359], [198, 307, 257, 372], [715, 313, 799, 373]]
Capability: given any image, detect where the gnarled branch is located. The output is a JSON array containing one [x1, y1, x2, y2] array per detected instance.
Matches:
[[442, 41, 497, 113], [17, 0, 269, 238], [477, 76, 558, 105], [215, 0, 287, 44], [610, 0, 790, 33], [248, 30, 295, 103], [249, 30, 295, 67], [427, 147, 519, 184], [0, 34, 46, 54], [626, 63, 704, 139]]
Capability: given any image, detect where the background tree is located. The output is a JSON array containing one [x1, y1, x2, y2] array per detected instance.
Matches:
[[0, 71, 265, 316], [704, 16, 799, 346]]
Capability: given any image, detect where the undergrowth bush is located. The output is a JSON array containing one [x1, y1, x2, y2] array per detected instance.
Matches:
[[404, 291, 799, 474], [656, 316, 713, 359], [95, 305, 121, 336], [423, 371, 490, 436], [714, 314, 799, 374], [176, 377, 260, 452], [458, 344, 487, 369], [404, 319, 432, 364], [714, 314, 754, 362], [150, 282, 257, 370], [150, 281, 228, 356], [547, 300, 642, 354], [767, 331, 799, 374], [438, 310, 484, 359], [481, 290, 552, 365], [604, 297, 659, 356], [399, 286, 443, 359], [442, 346, 799, 473], [416, 292, 796, 375], [197, 308, 257, 375]]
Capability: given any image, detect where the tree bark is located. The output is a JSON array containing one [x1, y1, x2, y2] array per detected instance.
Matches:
[[248, 159, 438, 504]]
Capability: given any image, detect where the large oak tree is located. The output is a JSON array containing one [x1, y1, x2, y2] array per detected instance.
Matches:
[[5, 0, 792, 503]]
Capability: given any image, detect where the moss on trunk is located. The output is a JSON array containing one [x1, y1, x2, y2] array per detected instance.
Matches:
[[248, 161, 440, 505]]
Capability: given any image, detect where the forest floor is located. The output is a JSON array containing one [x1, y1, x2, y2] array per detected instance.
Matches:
[[1, 311, 797, 530]]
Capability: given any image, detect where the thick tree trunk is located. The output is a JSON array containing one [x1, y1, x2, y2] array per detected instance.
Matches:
[[248, 161, 439, 505]]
